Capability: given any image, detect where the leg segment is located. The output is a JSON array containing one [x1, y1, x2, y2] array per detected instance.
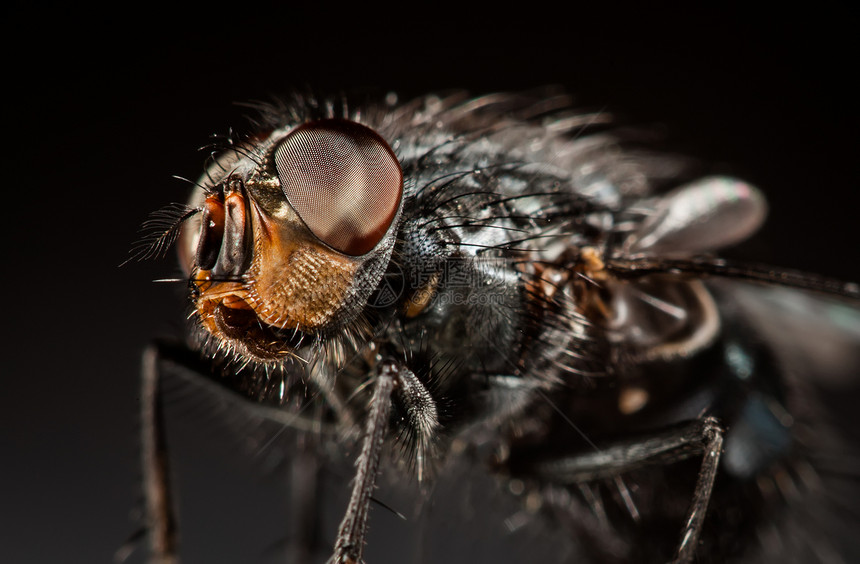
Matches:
[[139, 340, 333, 564], [533, 417, 725, 564], [673, 419, 724, 564], [140, 344, 179, 564], [330, 360, 401, 564]]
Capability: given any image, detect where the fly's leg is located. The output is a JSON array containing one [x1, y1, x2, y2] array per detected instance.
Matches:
[[330, 359, 418, 564], [140, 344, 179, 564], [671, 420, 723, 563], [329, 360, 396, 564], [138, 342, 432, 564], [392, 365, 439, 483], [138, 340, 336, 564], [540, 484, 630, 563], [533, 417, 725, 564]]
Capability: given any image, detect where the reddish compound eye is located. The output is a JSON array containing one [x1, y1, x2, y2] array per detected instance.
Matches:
[[273, 119, 403, 256]]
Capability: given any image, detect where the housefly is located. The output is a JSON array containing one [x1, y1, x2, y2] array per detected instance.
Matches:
[[127, 90, 860, 563]]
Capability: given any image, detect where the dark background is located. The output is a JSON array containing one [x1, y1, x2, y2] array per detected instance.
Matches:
[[4, 5, 859, 563]]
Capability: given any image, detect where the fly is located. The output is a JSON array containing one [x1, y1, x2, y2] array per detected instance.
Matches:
[[125, 90, 860, 564]]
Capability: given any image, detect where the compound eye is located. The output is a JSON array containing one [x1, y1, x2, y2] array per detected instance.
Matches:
[[273, 119, 402, 256]]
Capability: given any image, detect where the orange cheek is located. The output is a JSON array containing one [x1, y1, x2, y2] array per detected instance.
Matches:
[[245, 234, 358, 332]]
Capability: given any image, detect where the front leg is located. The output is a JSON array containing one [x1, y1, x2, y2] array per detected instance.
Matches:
[[140, 344, 179, 564], [329, 359, 399, 564], [138, 340, 334, 564], [533, 417, 725, 564]]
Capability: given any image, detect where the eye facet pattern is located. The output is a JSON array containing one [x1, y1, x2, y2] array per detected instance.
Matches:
[[274, 119, 402, 256]]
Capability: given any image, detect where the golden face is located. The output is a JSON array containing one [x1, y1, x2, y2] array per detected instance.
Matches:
[[179, 119, 403, 362]]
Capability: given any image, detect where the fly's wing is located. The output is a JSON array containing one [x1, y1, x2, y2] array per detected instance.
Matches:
[[712, 281, 860, 564], [152, 354, 591, 564], [623, 177, 767, 256], [609, 176, 860, 562], [607, 177, 770, 360], [727, 282, 860, 386], [148, 341, 589, 564], [361, 450, 592, 564]]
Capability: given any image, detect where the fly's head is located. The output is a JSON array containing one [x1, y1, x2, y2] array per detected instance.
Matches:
[[177, 119, 403, 364]]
